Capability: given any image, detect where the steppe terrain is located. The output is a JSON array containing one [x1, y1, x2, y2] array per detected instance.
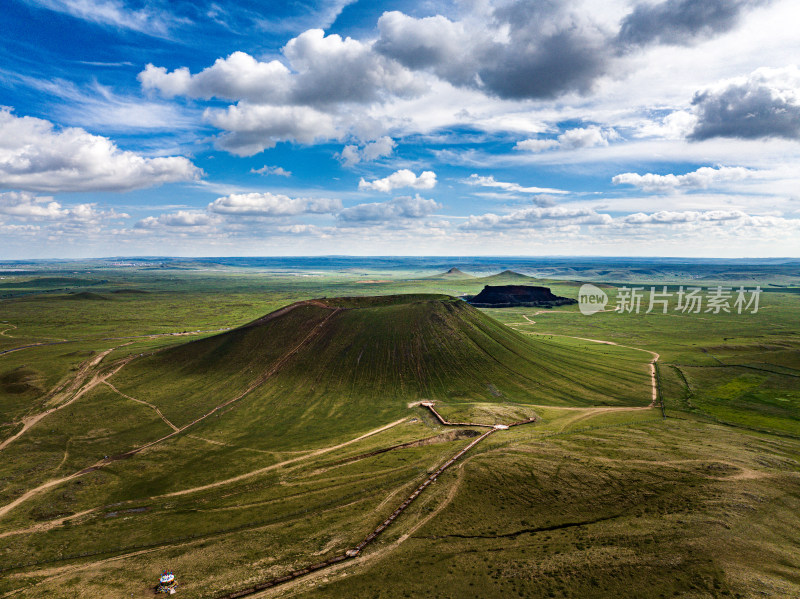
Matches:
[[0, 258, 797, 598]]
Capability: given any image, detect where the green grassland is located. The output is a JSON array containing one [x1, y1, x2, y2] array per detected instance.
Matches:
[[294, 418, 800, 599], [0, 260, 798, 598]]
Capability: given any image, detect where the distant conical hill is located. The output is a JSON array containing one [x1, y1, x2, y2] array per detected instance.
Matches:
[[111, 294, 650, 446], [426, 267, 473, 279], [475, 270, 536, 283]]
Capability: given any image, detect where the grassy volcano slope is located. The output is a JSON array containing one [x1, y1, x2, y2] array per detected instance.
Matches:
[[113, 295, 651, 444], [111, 301, 338, 428], [271, 296, 649, 406]]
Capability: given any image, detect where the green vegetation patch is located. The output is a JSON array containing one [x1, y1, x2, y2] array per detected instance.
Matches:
[[681, 365, 800, 435]]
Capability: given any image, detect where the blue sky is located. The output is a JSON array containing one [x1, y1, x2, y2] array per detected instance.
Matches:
[[1, 0, 799, 258]]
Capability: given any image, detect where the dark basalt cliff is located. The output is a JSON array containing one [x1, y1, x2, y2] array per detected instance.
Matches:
[[467, 285, 577, 308]]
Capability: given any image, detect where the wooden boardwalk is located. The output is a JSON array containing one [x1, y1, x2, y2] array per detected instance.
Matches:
[[213, 403, 537, 599]]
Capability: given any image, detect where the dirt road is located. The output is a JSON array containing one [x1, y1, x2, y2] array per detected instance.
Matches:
[[0, 327, 231, 357], [211, 407, 538, 599], [0, 346, 133, 452], [0, 308, 342, 519], [158, 417, 409, 499], [513, 329, 660, 406], [103, 381, 179, 431]]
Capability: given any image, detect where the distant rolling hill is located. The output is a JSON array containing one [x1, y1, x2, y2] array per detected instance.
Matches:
[[474, 269, 537, 284], [112, 295, 651, 449], [0, 277, 106, 289], [425, 267, 474, 280], [59, 291, 111, 301]]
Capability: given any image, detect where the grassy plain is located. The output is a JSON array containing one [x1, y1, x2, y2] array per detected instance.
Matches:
[[0, 259, 797, 598]]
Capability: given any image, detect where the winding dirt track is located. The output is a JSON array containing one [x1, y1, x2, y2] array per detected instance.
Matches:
[[512, 327, 661, 406], [158, 417, 409, 499], [247, 465, 470, 599], [0, 418, 409, 547], [0, 507, 97, 541], [103, 381, 179, 431], [2, 305, 661, 595], [0, 345, 134, 452], [211, 405, 538, 599], [0, 307, 342, 520], [0, 327, 231, 357]]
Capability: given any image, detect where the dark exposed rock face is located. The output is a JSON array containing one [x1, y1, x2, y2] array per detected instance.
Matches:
[[467, 285, 577, 308]]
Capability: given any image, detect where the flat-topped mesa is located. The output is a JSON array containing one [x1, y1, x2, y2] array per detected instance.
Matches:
[[468, 285, 577, 308]]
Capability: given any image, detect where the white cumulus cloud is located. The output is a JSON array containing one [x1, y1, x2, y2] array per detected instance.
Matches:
[[139, 29, 425, 156], [205, 104, 338, 156], [0, 191, 66, 218], [251, 165, 292, 177], [339, 136, 396, 167], [464, 174, 568, 195], [338, 194, 440, 222], [612, 166, 752, 191], [462, 206, 613, 230], [0, 108, 201, 193], [0, 191, 128, 229], [139, 52, 292, 103], [136, 210, 219, 229], [140, 30, 423, 107], [515, 126, 619, 153], [358, 169, 436, 192], [207, 192, 341, 216]]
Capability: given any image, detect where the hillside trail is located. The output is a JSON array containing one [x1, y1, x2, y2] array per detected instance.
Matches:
[[0, 417, 409, 540], [0, 323, 16, 337], [157, 417, 409, 499], [208, 408, 537, 598], [206, 408, 536, 598], [0, 307, 342, 520], [4, 392, 534, 596], [0, 468, 89, 520], [0, 507, 97, 540], [504, 310, 574, 325], [587, 456, 772, 481], [0, 545, 168, 597], [512, 327, 660, 406], [549, 405, 651, 432], [0, 327, 231, 358], [0, 344, 135, 452], [103, 381, 179, 431], [249, 466, 468, 599], [522, 310, 572, 323], [1, 466, 462, 596]]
